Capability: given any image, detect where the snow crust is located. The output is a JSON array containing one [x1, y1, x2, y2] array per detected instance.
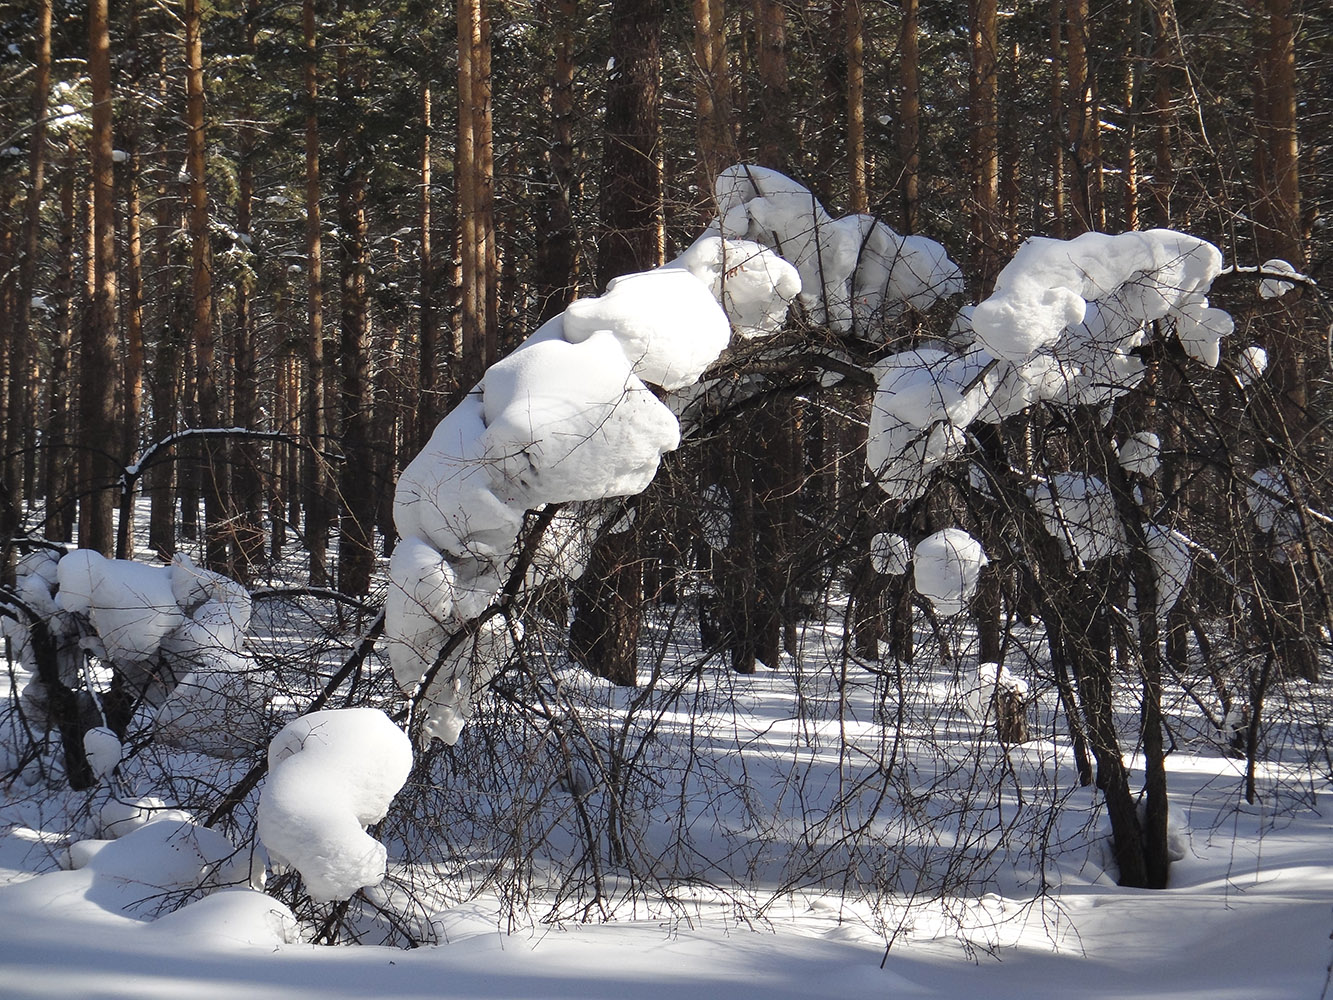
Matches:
[[257, 708, 413, 902], [912, 529, 987, 616]]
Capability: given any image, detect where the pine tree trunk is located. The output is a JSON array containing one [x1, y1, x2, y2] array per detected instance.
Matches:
[[81, 0, 120, 555], [536, 0, 579, 325], [9, 0, 51, 527], [230, 1, 265, 579], [44, 157, 75, 543], [898, 0, 920, 234], [574, 0, 665, 687], [970, 0, 1000, 289], [846, 0, 867, 214], [418, 77, 437, 444], [334, 15, 376, 597], [303, 0, 331, 586]]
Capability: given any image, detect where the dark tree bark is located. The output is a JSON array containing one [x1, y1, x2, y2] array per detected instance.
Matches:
[[574, 0, 665, 687], [303, 0, 332, 586]]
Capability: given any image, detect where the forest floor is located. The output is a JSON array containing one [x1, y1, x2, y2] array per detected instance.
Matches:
[[1, 594, 1331, 999]]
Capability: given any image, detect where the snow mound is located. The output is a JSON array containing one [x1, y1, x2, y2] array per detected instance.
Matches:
[[711, 164, 961, 337], [912, 529, 987, 616], [258, 708, 413, 902], [563, 267, 731, 388], [668, 236, 801, 337], [961, 662, 1029, 724]]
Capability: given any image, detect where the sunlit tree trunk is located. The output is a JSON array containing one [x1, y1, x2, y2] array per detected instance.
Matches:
[[8, 0, 52, 525], [417, 76, 438, 443], [457, 0, 497, 389], [81, 0, 119, 555], [693, 0, 734, 207], [970, 0, 1000, 290], [846, 0, 867, 214]]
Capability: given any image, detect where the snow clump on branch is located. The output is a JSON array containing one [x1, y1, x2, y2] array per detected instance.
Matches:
[[388, 176, 808, 744], [257, 708, 412, 903]]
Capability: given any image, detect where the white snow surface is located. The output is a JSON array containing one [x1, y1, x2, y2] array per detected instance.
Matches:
[[257, 709, 413, 903], [912, 529, 988, 616], [6, 633, 1330, 999]]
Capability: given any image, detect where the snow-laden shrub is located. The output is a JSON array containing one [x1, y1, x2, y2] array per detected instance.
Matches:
[[2, 549, 264, 760], [257, 708, 412, 902]]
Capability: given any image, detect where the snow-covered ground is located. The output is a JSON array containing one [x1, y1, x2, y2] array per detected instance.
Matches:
[[2, 607, 1331, 999]]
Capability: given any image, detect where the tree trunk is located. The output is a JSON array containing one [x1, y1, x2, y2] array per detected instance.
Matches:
[[970, 0, 1000, 290], [693, 0, 734, 206], [8, 0, 52, 528], [574, 0, 665, 687], [536, 0, 580, 325], [303, 0, 331, 586], [230, 0, 265, 579], [81, 0, 120, 555], [334, 11, 376, 597], [418, 77, 438, 443], [44, 157, 76, 543], [845, 0, 867, 214], [898, 0, 920, 234]]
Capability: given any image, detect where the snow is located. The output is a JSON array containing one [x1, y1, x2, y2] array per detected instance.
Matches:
[[1237, 345, 1268, 385], [667, 236, 801, 338], [710, 164, 961, 337], [912, 528, 987, 616], [869, 531, 911, 576], [257, 709, 413, 902], [1117, 430, 1161, 478], [971, 231, 1226, 362], [82, 727, 122, 780], [562, 268, 731, 389], [1258, 257, 1299, 299], [389, 250, 736, 744], [1031, 473, 1124, 567], [960, 661, 1029, 725], [5, 632, 1331, 999], [1246, 466, 1302, 549]]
